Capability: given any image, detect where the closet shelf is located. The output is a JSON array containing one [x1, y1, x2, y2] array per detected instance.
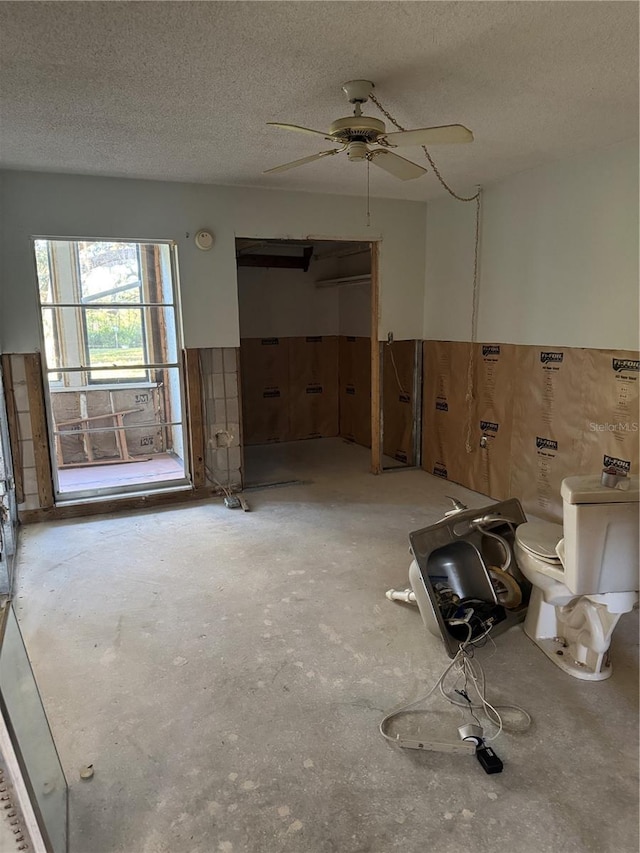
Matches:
[[315, 274, 371, 288]]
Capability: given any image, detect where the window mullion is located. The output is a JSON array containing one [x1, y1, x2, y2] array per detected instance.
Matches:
[[50, 243, 85, 388], [137, 244, 151, 376]]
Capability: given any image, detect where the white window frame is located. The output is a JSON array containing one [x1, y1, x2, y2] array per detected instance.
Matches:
[[31, 236, 191, 502]]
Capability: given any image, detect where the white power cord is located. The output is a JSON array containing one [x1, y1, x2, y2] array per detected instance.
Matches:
[[369, 92, 483, 456], [386, 342, 409, 397], [379, 625, 531, 748], [204, 464, 233, 499], [439, 646, 532, 741], [379, 651, 462, 746]]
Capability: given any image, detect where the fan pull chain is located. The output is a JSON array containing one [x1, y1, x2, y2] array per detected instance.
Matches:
[[366, 156, 371, 227], [369, 92, 482, 453], [369, 93, 480, 203]]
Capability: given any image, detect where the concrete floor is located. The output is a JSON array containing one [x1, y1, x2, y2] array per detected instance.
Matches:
[[14, 438, 639, 853], [242, 439, 403, 487]]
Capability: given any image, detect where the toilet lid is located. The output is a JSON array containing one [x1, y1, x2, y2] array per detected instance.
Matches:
[[515, 521, 564, 562]]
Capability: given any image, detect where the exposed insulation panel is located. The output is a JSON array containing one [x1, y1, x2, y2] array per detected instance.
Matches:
[[240, 337, 291, 444], [240, 337, 290, 393], [578, 350, 639, 475], [241, 383, 291, 445], [288, 337, 339, 441], [467, 343, 517, 499], [84, 390, 119, 460], [509, 346, 587, 517], [51, 385, 166, 465], [110, 387, 165, 457], [51, 392, 84, 464], [241, 336, 370, 447], [422, 340, 473, 485], [422, 341, 640, 521], [338, 336, 371, 448]]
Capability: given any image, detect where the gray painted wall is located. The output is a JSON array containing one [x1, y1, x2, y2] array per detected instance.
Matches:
[[0, 172, 426, 352], [424, 139, 639, 350]]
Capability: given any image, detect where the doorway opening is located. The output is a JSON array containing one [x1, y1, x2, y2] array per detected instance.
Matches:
[[33, 239, 190, 501], [236, 238, 376, 487]]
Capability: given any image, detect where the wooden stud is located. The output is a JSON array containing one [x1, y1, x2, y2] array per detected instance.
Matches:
[[370, 243, 382, 474], [24, 353, 54, 508], [236, 345, 246, 490], [0, 355, 24, 504], [183, 348, 206, 488], [412, 339, 423, 468], [80, 391, 94, 462], [55, 407, 143, 467]]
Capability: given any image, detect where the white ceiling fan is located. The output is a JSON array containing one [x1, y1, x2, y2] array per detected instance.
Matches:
[[264, 80, 473, 181]]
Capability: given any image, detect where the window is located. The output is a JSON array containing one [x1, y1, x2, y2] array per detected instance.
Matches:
[[35, 240, 174, 384], [34, 240, 61, 382], [78, 241, 147, 382], [33, 238, 188, 499]]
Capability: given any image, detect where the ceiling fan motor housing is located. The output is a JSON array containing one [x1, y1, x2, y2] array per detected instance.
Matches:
[[329, 115, 386, 144]]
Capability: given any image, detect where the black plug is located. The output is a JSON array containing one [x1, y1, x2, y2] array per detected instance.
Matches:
[[476, 743, 503, 774]]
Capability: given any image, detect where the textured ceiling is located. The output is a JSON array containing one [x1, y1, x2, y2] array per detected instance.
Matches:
[[0, 1, 637, 201]]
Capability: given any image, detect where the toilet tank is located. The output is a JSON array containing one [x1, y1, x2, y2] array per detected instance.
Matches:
[[561, 475, 639, 594]]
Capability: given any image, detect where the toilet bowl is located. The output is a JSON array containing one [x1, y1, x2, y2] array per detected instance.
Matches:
[[513, 476, 639, 681]]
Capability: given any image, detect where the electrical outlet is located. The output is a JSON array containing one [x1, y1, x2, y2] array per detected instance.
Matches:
[[215, 429, 233, 448]]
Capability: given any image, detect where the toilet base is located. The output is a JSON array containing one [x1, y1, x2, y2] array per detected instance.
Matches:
[[523, 629, 613, 681], [523, 587, 637, 681]]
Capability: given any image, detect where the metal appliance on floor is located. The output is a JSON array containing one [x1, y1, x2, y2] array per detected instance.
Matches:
[[388, 497, 529, 656]]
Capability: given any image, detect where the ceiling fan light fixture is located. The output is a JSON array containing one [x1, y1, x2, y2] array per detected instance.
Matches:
[[347, 142, 369, 161]]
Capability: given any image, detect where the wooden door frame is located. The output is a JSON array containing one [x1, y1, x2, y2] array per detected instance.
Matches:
[[370, 242, 382, 474], [234, 236, 383, 480]]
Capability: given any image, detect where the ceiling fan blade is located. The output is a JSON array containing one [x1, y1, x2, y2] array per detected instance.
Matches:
[[369, 150, 426, 181], [267, 122, 334, 141], [263, 149, 340, 175], [383, 124, 474, 147]]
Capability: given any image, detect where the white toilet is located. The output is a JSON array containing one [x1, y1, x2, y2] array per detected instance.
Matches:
[[514, 474, 639, 681]]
